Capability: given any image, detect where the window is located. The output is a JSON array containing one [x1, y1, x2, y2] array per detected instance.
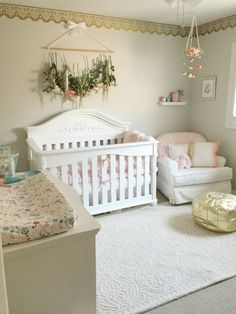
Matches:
[[225, 43, 236, 129]]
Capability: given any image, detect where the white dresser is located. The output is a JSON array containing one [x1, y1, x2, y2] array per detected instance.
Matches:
[[3, 176, 100, 314]]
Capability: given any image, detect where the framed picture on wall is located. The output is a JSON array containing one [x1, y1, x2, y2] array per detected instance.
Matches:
[[201, 76, 217, 100]]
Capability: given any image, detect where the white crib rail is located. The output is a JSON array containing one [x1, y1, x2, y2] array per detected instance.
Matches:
[[28, 141, 157, 215], [34, 134, 125, 152]]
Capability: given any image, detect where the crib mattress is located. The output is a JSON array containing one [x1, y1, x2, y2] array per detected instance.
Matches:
[[0, 173, 76, 246]]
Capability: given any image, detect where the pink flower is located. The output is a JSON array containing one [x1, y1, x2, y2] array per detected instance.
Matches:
[[185, 47, 201, 58], [195, 64, 202, 70], [66, 90, 77, 98]]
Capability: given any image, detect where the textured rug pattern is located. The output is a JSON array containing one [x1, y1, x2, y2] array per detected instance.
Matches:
[[96, 204, 236, 314]]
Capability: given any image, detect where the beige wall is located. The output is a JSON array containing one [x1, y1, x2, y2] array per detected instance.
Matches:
[[1, 14, 236, 188], [0, 17, 190, 171], [190, 28, 236, 189]]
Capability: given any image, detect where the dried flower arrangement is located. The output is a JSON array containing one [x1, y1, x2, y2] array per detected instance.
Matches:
[[43, 53, 116, 107]]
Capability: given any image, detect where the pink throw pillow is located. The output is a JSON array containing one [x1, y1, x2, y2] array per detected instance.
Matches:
[[175, 153, 192, 169]]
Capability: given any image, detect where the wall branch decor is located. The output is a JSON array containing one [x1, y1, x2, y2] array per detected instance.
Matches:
[[43, 53, 116, 107]]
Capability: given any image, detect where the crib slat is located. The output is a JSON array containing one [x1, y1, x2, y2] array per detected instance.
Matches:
[[119, 155, 125, 201], [92, 157, 99, 206], [82, 160, 89, 207], [110, 155, 116, 203], [80, 142, 85, 149], [87, 140, 93, 148], [63, 142, 69, 149], [151, 155, 157, 200], [61, 165, 68, 184], [101, 155, 108, 204], [49, 166, 57, 178], [128, 156, 134, 199], [136, 156, 142, 197], [71, 162, 79, 191], [144, 156, 150, 196]]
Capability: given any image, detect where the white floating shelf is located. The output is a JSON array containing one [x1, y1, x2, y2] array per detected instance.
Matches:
[[159, 101, 187, 106]]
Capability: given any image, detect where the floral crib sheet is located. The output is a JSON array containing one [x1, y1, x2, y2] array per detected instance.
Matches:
[[0, 173, 76, 246]]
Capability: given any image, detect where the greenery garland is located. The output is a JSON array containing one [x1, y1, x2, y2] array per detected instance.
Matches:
[[43, 53, 116, 107]]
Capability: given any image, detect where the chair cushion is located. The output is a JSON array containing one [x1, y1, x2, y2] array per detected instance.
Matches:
[[167, 167, 233, 187]]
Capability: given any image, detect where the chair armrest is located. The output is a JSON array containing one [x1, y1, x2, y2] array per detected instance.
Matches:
[[217, 155, 226, 167], [158, 156, 178, 173]]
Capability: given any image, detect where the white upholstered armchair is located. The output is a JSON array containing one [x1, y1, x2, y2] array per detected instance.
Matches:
[[156, 132, 233, 204]]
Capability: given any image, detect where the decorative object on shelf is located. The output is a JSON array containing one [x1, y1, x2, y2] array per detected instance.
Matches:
[[159, 96, 167, 102], [159, 89, 185, 104], [171, 91, 180, 102], [182, 15, 203, 79], [43, 52, 117, 107], [178, 89, 184, 100], [171, 89, 184, 102], [201, 76, 216, 100]]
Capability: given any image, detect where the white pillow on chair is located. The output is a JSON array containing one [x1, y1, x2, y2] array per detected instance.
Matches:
[[189, 142, 219, 167]]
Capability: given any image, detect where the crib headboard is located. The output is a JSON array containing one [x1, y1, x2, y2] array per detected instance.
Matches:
[[26, 109, 131, 150]]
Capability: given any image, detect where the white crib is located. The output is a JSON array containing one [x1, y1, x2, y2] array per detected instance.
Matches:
[[25, 109, 158, 215]]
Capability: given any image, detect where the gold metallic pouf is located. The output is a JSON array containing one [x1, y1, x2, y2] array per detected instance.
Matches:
[[192, 192, 236, 233]]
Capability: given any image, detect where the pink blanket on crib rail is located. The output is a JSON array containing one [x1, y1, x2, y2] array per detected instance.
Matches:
[[55, 130, 156, 190], [57, 156, 152, 187]]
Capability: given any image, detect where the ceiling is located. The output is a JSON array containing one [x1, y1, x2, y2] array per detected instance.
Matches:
[[1, 0, 236, 26]]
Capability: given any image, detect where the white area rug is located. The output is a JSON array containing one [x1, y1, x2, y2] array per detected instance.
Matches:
[[96, 203, 236, 314]]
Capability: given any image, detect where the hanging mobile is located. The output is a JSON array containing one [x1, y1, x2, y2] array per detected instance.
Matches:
[[182, 15, 203, 78]]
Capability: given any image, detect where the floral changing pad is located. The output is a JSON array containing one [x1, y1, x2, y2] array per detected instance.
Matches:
[[0, 173, 76, 246]]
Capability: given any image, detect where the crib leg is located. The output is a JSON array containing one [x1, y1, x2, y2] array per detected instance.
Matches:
[[151, 200, 158, 206]]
